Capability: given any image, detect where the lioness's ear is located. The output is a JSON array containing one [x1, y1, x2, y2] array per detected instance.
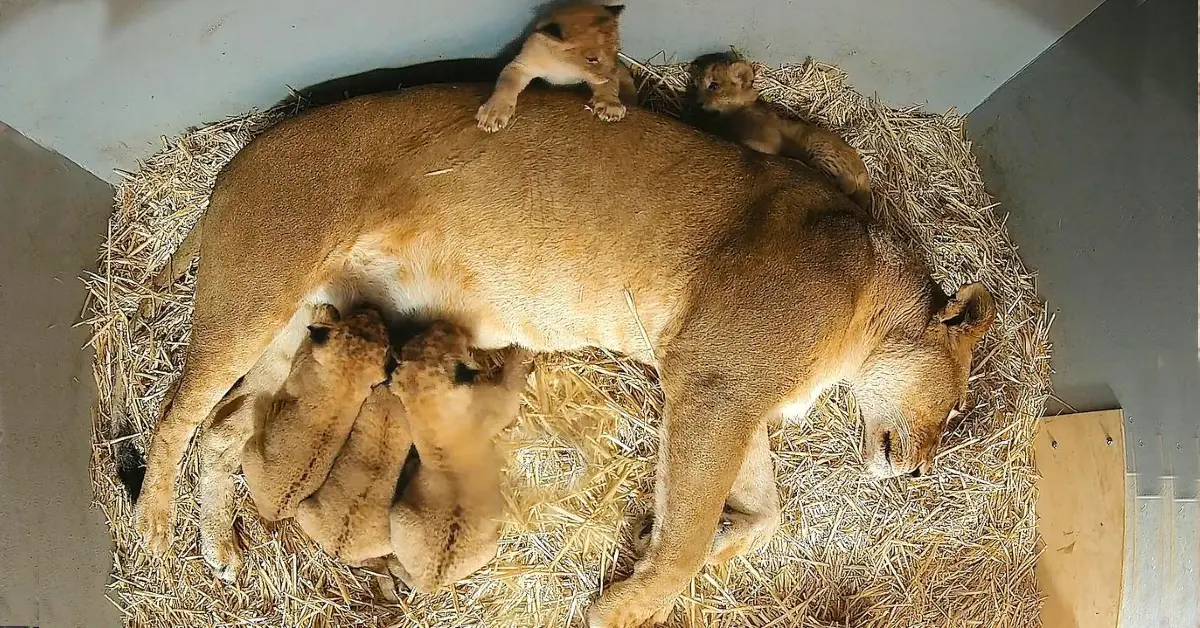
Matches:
[[603, 4, 625, 17], [937, 283, 995, 344], [535, 20, 564, 40]]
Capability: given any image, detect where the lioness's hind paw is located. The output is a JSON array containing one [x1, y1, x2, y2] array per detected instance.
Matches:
[[134, 499, 174, 557]]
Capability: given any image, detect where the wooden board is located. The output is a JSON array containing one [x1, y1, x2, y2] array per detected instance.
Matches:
[[1036, 410, 1126, 628]]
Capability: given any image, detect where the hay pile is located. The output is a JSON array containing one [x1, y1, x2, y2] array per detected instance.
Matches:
[[83, 56, 1052, 627]]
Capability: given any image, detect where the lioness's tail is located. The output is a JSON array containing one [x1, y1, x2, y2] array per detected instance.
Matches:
[[136, 219, 202, 320], [151, 219, 203, 290]]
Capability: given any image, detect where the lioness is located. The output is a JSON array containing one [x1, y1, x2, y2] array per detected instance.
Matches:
[[689, 51, 873, 210], [477, 2, 634, 131], [136, 85, 993, 627], [240, 304, 390, 521], [387, 323, 532, 592]]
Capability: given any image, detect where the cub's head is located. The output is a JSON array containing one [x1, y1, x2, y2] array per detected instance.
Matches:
[[394, 321, 480, 393], [303, 304, 391, 377], [854, 283, 995, 478], [531, 3, 624, 82], [689, 51, 759, 114]]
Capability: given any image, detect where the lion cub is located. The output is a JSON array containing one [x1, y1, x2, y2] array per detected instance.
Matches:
[[387, 323, 533, 593], [690, 52, 873, 209], [294, 380, 411, 564], [241, 304, 390, 521], [476, 2, 634, 132]]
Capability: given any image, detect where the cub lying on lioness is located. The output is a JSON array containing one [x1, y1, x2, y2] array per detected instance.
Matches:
[[477, 2, 634, 131], [690, 51, 873, 209], [387, 323, 533, 592], [241, 304, 390, 521]]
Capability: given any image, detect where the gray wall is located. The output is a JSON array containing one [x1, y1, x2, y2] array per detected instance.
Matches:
[[0, 0, 1104, 181], [0, 122, 119, 627], [967, 0, 1198, 494]]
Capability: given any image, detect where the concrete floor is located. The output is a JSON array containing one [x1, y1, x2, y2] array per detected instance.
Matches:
[[0, 122, 120, 627]]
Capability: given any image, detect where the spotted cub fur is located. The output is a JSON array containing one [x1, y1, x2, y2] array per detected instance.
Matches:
[[294, 380, 412, 564], [241, 304, 390, 521], [386, 322, 533, 592]]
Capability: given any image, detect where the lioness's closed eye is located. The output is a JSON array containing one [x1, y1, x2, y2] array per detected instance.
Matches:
[[476, 2, 633, 132]]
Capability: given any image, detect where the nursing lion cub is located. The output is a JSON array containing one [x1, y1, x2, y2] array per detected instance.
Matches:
[[136, 86, 994, 627], [240, 304, 390, 521], [386, 324, 532, 592], [295, 323, 531, 591]]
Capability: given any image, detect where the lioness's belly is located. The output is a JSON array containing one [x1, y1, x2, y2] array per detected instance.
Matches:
[[339, 234, 686, 358]]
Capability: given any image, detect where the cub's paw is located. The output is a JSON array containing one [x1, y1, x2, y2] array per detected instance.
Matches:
[[134, 497, 174, 556], [588, 98, 627, 123], [587, 576, 675, 628], [476, 99, 516, 132], [201, 531, 243, 582]]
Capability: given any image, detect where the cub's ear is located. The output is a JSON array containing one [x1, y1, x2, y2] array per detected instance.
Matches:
[[310, 302, 341, 325], [937, 283, 995, 345], [731, 60, 755, 89], [307, 324, 332, 345], [535, 20, 564, 40], [603, 5, 625, 17]]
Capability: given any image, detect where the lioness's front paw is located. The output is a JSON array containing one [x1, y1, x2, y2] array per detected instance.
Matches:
[[134, 497, 174, 556], [476, 99, 516, 132], [588, 98, 627, 123], [588, 576, 675, 628], [709, 509, 780, 565], [201, 530, 243, 582]]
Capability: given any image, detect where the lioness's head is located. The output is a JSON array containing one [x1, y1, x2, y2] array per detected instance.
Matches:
[[853, 283, 995, 478], [532, 3, 624, 82], [689, 51, 759, 115]]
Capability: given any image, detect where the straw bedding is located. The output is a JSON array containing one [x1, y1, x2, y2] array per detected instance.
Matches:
[[83, 56, 1052, 627]]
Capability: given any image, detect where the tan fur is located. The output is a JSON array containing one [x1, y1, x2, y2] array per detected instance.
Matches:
[[293, 382, 411, 564], [388, 324, 532, 592], [241, 304, 390, 521], [135, 86, 994, 627], [477, 3, 632, 131], [152, 219, 203, 290], [134, 220, 203, 320], [690, 52, 873, 210]]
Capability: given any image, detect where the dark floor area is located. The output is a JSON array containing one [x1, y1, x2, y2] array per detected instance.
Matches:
[[0, 122, 121, 628]]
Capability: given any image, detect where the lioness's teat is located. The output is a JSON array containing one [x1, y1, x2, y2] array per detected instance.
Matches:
[[476, 2, 633, 132], [241, 304, 390, 521], [690, 51, 873, 209], [386, 322, 533, 593]]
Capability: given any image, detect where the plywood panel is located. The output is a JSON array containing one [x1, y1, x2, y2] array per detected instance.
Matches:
[[1036, 410, 1126, 628]]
